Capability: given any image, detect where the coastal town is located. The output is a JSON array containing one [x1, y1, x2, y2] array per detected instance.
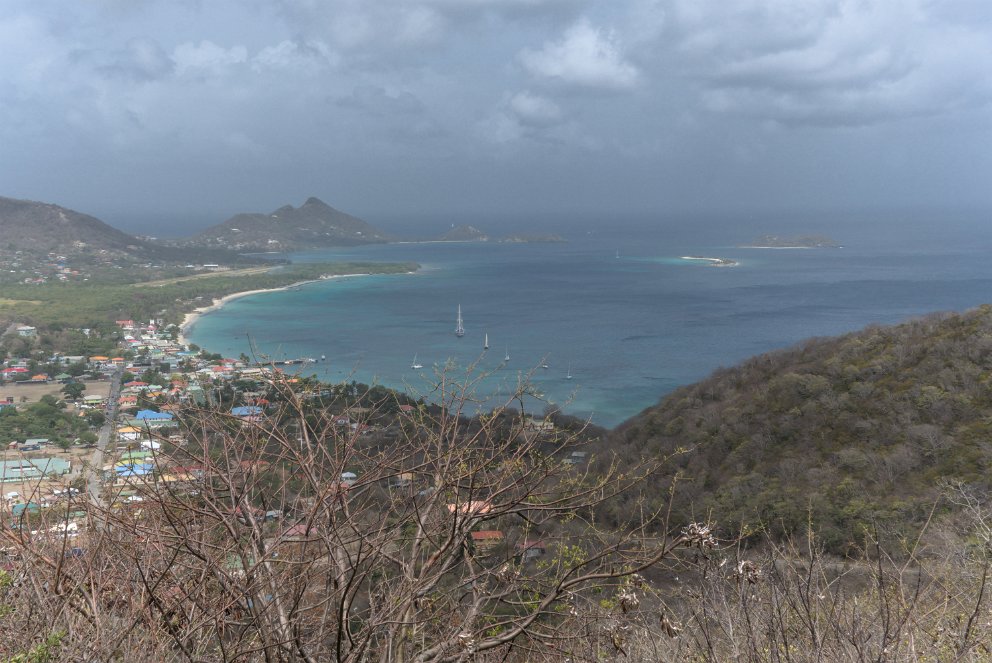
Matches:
[[0, 305, 580, 564], [0, 290, 629, 662]]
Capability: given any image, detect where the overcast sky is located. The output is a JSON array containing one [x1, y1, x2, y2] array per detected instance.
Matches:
[[1, 0, 990, 233]]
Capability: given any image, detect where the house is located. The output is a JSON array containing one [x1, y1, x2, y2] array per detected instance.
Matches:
[[447, 500, 493, 516], [565, 451, 588, 466], [1, 458, 71, 483], [117, 426, 143, 442], [470, 530, 505, 553], [231, 405, 264, 425], [516, 540, 548, 560], [114, 463, 154, 478], [16, 326, 36, 337], [388, 472, 414, 489], [134, 410, 175, 428]]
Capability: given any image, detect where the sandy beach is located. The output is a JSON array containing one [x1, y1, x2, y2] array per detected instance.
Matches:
[[176, 272, 416, 347], [680, 256, 740, 267]]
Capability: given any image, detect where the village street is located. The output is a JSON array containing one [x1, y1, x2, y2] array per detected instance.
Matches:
[[87, 367, 122, 512]]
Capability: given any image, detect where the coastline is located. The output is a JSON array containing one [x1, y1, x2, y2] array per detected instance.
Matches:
[[177, 272, 411, 347], [680, 255, 739, 267]]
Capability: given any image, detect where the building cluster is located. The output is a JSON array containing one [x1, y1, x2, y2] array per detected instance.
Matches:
[[2, 313, 581, 576], [0, 251, 89, 284]]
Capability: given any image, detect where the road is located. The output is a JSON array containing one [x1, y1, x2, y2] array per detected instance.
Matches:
[[86, 368, 123, 518]]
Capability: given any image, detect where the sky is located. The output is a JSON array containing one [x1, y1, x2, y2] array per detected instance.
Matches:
[[1, 0, 991, 235]]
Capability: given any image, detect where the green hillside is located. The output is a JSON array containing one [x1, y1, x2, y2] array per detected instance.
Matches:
[[610, 305, 992, 554]]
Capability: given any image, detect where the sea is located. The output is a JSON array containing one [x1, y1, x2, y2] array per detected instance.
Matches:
[[184, 216, 992, 428]]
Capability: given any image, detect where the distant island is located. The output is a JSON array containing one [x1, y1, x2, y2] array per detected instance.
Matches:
[[184, 197, 393, 252], [499, 234, 566, 244], [681, 255, 739, 267], [433, 224, 565, 244], [438, 224, 489, 241], [740, 234, 841, 248]]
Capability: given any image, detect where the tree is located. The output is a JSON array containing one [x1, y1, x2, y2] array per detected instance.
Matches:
[[66, 361, 88, 377], [0, 370, 692, 661], [61, 382, 85, 400], [39, 394, 63, 409]]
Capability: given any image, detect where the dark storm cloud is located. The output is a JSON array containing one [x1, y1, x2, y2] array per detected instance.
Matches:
[[0, 0, 989, 225], [336, 86, 426, 115]]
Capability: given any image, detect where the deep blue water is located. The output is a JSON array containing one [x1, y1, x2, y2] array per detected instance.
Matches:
[[186, 225, 992, 427]]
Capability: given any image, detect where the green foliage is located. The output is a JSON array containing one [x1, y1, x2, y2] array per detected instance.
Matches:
[[0, 262, 419, 333], [3, 631, 66, 663], [60, 382, 85, 400], [0, 399, 90, 445]]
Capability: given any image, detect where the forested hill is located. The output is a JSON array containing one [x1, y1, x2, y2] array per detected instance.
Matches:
[[610, 305, 992, 554]]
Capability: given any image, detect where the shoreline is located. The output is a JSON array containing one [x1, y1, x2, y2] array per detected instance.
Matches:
[[177, 272, 412, 347], [680, 255, 739, 267]]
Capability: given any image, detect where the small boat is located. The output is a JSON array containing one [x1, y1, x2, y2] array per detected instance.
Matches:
[[411, 354, 423, 370], [541, 362, 550, 370], [320, 354, 326, 361], [566, 364, 573, 380], [455, 305, 465, 338], [504, 346, 510, 362], [616, 249, 620, 259], [484, 333, 489, 351]]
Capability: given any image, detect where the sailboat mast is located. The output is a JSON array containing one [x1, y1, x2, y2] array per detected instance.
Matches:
[[455, 305, 465, 337]]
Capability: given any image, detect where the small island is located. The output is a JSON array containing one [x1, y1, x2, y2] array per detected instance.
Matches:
[[680, 255, 739, 267], [740, 234, 841, 249], [498, 233, 565, 244], [432, 224, 566, 244]]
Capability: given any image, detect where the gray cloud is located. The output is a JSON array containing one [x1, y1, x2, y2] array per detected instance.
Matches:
[[336, 86, 425, 115], [0, 0, 989, 226], [520, 19, 640, 90], [662, 0, 992, 126]]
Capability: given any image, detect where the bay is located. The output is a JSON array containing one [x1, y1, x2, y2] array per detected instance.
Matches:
[[185, 225, 992, 427]]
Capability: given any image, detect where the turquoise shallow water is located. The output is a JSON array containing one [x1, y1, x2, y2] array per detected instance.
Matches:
[[185, 227, 992, 427]]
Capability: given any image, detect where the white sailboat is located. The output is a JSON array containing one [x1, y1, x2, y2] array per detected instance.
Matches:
[[455, 305, 465, 337], [566, 364, 573, 380], [411, 354, 423, 369], [484, 333, 489, 350], [504, 346, 510, 362]]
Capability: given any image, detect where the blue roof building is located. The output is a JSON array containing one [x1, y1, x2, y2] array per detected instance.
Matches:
[[231, 406, 263, 417], [135, 410, 174, 420]]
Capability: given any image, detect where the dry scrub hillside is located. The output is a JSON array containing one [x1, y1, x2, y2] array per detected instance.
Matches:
[[610, 305, 992, 554]]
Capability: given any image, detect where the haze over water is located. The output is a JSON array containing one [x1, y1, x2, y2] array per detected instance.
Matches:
[[186, 219, 992, 427]]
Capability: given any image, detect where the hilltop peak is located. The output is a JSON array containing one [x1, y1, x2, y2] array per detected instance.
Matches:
[[302, 196, 330, 208], [0, 195, 248, 268], [189, 198, 391, 251]]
